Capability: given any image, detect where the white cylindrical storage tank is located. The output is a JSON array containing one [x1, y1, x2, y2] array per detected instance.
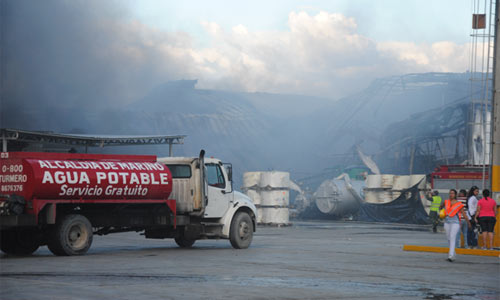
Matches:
[[294, 193, 309, 211], [243, 172, 261, 189], [350, 180, 366, 199], [260, 207, 289, 224], [380, 174, 394, 189], [245, 189, 262, 205], [314, 179, 363, 215], [315, 195, 337, 215], [419, 191, 430, 214], [363, 189, 379, 203], [261, 190, 289, 206], [256, 207, 263, 223], [393, 175, 410, 190], [424, 181, 431, 191], [259, 188, 289, 225], [410, 174, 426, 189], [366, 175, 382, 188], [377, 190, 394, 203], [259, 171, 290, 189], [419, 175, 427, 189]]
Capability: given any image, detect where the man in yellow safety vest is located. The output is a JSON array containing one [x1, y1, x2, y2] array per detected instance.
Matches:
[[427, 190, 443, 233]]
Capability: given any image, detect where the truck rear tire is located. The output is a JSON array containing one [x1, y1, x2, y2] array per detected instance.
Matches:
[[229, 212, 253, 249], [0, 229, 40, 256], [174, 236, 196, 248], [48, 214, 93, 256]]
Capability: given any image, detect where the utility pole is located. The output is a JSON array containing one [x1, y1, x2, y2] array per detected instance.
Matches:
[[491, 0, 500, 203]]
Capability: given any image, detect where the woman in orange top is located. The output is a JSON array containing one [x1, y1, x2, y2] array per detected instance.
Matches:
[[439, 189, 471, 261]]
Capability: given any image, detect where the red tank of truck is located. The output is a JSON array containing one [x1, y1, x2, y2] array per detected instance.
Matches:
[[0, 152, 174, 217]]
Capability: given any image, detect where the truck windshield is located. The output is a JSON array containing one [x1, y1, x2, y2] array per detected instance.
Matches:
[[206, 164, 225, 188]]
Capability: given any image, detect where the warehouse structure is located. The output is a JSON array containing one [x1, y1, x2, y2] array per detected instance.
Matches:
[[0, 128, 185, 156]]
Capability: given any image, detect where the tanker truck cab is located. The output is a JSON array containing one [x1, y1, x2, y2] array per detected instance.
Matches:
[[157, 151, 257, 249]]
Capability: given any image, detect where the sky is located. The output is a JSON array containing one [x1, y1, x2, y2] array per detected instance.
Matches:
[[127, 0, 472, 45], [120, 0, 478, 97]]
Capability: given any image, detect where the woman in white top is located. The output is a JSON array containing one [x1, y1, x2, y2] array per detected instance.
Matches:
[[466, 186, 479, 249], [439, 189, 471, 262]]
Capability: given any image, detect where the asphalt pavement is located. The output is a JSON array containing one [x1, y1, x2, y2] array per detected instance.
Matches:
[[0, 221, 498, 300]]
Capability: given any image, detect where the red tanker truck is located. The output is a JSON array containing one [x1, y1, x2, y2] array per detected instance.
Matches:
[[0, 150, 257, 256]]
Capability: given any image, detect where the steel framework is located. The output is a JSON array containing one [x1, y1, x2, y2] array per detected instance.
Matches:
[[1, 128, 186, 156], [469, 0, 497, 189]]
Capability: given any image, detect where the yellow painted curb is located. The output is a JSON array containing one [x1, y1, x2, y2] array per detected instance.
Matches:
[[403, 245, 500, 257]]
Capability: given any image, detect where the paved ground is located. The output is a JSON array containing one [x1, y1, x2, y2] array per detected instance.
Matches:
[[0, 221, 498, 300]]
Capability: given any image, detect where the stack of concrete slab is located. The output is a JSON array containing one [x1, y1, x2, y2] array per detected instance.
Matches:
[[242, 171, 290, 225], [363, 174, 429, 212]]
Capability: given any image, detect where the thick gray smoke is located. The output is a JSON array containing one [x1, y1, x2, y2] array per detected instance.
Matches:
[[1, 0, 191, 131], [0, 1, 473, 189]]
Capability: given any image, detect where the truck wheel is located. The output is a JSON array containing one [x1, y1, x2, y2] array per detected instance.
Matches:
[[48, 214, 93, 256], [229, 212, 253, 249], [174, 236, 196, 248], [0, 229, 40, 256]]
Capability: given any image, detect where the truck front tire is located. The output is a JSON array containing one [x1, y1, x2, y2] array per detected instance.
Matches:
[[0, 229, 40, 256], [48, 214, 93, 256], [174, 236, 196, 248], [229, 212, 253, 249]]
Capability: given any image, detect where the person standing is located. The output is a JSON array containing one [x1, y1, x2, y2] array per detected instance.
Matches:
[[440, 189, 471, 262], [474, 189, 497, 250], [455, 189, 468, 248], [466, 186, 479, 248], [427, 190, 442, 233]]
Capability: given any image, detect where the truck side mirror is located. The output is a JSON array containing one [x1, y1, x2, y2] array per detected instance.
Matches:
[[227, 165, 232, 182], [223, 163, 233, 193], [199, 150, 208, 205]]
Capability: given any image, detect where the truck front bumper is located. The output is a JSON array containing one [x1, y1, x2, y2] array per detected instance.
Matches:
[[0, 215, 37, 229]]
